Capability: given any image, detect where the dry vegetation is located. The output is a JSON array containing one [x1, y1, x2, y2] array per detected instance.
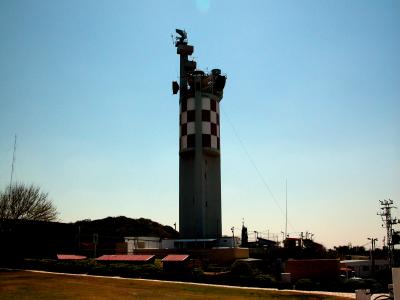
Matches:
[[0, 270, 353, 300]]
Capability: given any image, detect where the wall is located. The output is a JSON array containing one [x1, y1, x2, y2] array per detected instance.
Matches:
[[393, 268, 400, 300], [217, 237, 241, 248], [285, 259, 340, 282], [125, 237, 161, 254], [341, 259, 389, 277]]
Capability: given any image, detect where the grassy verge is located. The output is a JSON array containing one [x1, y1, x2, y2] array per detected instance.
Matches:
[[0, 270, 353, 300]]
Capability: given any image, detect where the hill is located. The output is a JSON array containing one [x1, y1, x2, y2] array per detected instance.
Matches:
[[75, 216, 178, 241], [0, 216, 179, 259]]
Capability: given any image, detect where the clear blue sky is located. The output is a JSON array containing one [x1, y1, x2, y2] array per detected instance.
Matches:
[[1, 0, 399, 248]]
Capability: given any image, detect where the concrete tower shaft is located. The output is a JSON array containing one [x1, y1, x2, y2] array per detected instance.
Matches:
[[173, 30, 226, 239]]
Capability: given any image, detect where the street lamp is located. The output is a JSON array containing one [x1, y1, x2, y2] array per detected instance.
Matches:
[[231, 227, 235, 248], [367, 237, 378, 275]]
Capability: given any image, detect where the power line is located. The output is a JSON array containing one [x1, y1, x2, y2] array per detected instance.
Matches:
[[221, 107, 296, 232], [9, 134, 17, 188], [8, 134, 17, 209]]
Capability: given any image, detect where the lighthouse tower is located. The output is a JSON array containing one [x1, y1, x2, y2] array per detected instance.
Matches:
[[172, 29, 227, 239]]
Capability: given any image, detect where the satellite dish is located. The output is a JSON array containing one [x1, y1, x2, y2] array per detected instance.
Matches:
[[172, 81, 180, 94]]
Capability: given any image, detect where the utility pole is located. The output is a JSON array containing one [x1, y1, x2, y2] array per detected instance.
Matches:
[[368, 237, 378, 276], [285, 178, 288, 240], [93, 233, 98, 258], [8, 135, 17, 205], [78, 225, 81, 252], [231, 227, 235, 248], [377, 199, 399, 267]]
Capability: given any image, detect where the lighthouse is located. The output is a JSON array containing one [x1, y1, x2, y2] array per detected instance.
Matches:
[[172, 29, 227, 239]]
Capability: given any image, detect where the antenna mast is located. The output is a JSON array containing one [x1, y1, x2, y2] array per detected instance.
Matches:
[[7, 134, 17, 215], [377, 199, 399, 267], [285, 178, 288, 239], [9, 134, 17, 191]]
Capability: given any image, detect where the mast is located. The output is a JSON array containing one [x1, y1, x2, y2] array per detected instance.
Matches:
[[285, 178, 287, 239], [9, 134, 17, 192]]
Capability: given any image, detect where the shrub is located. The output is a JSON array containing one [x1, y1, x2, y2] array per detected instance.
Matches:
[[88, 264, 114, 276], [254, 274, 276, 287], [342, 278, 366, 292], [230, 261, 254, 277], [295, 278, 316, 291], [154, 259, 162, 269], [192, 267, 204, 277], [139, 264, 162, 277], [364, 278, 383, 293]]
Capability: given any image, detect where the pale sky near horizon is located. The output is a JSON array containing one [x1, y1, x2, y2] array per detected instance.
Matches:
[[0, 0, 399, 249]]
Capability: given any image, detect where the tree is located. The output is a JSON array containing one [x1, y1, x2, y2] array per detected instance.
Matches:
[[0, 183, 58, 221]]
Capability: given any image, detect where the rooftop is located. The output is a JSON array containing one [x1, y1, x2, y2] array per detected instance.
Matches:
[[57, 254, 86, 260], [161, 254, 189, 262], [96, 255, 155, 262]]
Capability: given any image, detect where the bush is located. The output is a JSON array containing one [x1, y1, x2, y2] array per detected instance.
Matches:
[[87, 263, 161, 278], [21, 259, 164, 279], [230, 261, 254, 277], [254, 274, 276, 287], [89, 264, 114, 276], [139, 264, 162, 277], [154, 259, 162, 269], [23, 258, 97, 274], [342, 278, 366, 292], [192, 267, 204, 277], [24, 259, 58, 272], [340, 278, 383, 293], [363, 278, 383, 293], [295, 278, 316, 291]]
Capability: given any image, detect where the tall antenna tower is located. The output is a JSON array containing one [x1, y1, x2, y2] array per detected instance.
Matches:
[[377, 199, 399, 267], [285, 178, 288, 239], [9, 134, 17, 191], [6, 134, 17, 219], [172, 29, 227, 239]]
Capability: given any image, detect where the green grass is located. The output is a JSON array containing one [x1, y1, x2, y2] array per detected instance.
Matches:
[[0, 270, 352, 300]]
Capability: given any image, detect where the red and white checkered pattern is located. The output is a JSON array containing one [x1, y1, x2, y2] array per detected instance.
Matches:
[[180, 97, 220, 151]]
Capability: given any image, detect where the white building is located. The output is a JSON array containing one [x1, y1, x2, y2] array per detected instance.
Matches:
[[124, 237, 161, 253], [124, 236, 243, 253], [341, 259, 389, 278], [217, 236, 241, 248]]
